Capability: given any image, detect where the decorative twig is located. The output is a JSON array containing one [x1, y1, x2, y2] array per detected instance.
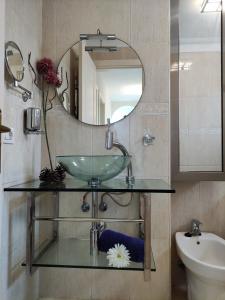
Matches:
[[42, 87, 53, 171], [46, 104, 53, 112], [60, 67, 64, 82], [60, 67, 69, 103], [49, 89, 57, 102], [28, 52, 39, 89], [44, 86, 49, 112]]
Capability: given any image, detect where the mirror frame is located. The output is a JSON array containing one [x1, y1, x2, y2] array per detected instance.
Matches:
[[56, 38, 145, 126], [170, 0, 225, 181], [5, 41, 24, 82]]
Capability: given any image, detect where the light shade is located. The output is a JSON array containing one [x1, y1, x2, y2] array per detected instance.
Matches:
[[201, 0, 222, 13]]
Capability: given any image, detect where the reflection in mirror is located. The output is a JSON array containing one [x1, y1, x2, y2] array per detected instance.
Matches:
[[5, 41, 24, 82], [178, 0, 222, 172], [57, 38, 144, 125]]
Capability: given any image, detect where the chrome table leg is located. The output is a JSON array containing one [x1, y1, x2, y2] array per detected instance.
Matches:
[[90, 191, 99, 258], [53, 192, 59, 240], [144, 193, 151, 281], [26, 192, 35, 275]]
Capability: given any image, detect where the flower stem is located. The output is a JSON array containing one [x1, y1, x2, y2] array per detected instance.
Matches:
[[42, 87, 53, 171]]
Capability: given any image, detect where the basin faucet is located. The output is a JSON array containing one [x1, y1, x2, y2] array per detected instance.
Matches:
[[105, 118, 135, 185], [191, 219, 202, 236]]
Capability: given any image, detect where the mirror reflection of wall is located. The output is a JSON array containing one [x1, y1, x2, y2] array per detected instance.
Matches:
[[57, 38, 144, 126], [178, 0, 222, 172]]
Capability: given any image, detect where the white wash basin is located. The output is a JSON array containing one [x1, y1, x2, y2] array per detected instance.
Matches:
[[176, 232, 225, 300]]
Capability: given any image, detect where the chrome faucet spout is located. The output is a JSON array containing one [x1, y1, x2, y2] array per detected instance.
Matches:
[[105, 118, 113, 150], [112, 142, 129, 156], [112, 142, 134, 185], [104, 119, 135, 185]]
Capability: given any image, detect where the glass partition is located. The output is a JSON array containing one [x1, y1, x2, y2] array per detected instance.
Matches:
[[179, 0, 222, 172], [170, 0, 225, 180]]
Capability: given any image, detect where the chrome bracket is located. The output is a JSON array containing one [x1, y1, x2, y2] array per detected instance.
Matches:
[[80, 29, 116, 41], [143, 133, 155, 146], [13, 80, 32, 102]]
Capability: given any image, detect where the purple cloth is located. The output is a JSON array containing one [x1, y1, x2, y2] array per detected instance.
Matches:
[[98, 229, 144, 263]]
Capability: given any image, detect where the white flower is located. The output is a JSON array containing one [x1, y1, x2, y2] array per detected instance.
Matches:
[[106, 244, 131, 268]]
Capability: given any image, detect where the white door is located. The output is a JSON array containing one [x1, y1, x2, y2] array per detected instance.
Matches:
[[79, 40, 97, 124]]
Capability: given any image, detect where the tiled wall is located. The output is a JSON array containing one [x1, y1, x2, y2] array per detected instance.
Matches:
[[0, 0, 43, 299], [40, 0, 171, 300]]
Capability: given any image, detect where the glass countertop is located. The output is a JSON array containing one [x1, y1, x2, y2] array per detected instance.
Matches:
[[4, 178, 175, 193], [22, 238, 156, 272]]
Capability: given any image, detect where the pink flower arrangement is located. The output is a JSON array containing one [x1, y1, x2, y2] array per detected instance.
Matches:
[[37, 58, 53, 74], [36, 58, 61, 87], [43, 70, 61, 87]]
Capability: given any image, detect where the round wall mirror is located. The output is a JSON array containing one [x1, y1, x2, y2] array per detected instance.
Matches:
[[5, 41, 24, 82], [57, 37, 144, 126]]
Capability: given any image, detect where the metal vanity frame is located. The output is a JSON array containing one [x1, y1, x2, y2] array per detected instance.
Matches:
[[4, 178, 175, 282]]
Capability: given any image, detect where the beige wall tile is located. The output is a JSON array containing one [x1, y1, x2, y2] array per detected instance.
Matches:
[[54, 0, 131, 60], [132, 42, 170, 103], [131, 0, 170, 44], [39, 268, 93, 299], [92, 269, 131, 300], [151, 194, 171, 239], [58, 192, 91, 239], [130, 111, 169, 179], [199, 181, 225, 237], [42, 0, 57, 60]]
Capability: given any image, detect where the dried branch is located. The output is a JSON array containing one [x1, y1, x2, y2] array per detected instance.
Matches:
[[28, 52, 39, 89], [61, 68, 69, 102]]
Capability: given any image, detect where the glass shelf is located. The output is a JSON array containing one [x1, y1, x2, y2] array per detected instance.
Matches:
[[4, 178, 175, 193], [22, 238, 156, 272]]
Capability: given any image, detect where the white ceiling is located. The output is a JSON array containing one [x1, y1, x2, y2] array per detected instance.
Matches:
[[180, 0, 221, 49]]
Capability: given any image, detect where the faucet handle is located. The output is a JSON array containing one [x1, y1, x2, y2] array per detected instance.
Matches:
[[191, 219, 202, 230], [192, 219, 202, 225], [107, 118, 111, 128], [190, 219, 202, 236]]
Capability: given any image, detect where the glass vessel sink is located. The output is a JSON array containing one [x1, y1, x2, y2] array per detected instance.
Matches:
[[56, 155, 131, 186]]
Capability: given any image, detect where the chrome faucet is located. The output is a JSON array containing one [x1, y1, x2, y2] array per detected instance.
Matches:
[[105, 118, 135, 185], [191, 219, 202, 236]]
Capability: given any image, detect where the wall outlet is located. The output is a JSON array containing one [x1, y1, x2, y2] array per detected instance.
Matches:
[[3, 128, 15, 144]]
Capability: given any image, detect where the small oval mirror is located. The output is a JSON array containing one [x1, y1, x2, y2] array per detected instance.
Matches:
[[5, 41, 24, 82], [57, 38, 144, 126]]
